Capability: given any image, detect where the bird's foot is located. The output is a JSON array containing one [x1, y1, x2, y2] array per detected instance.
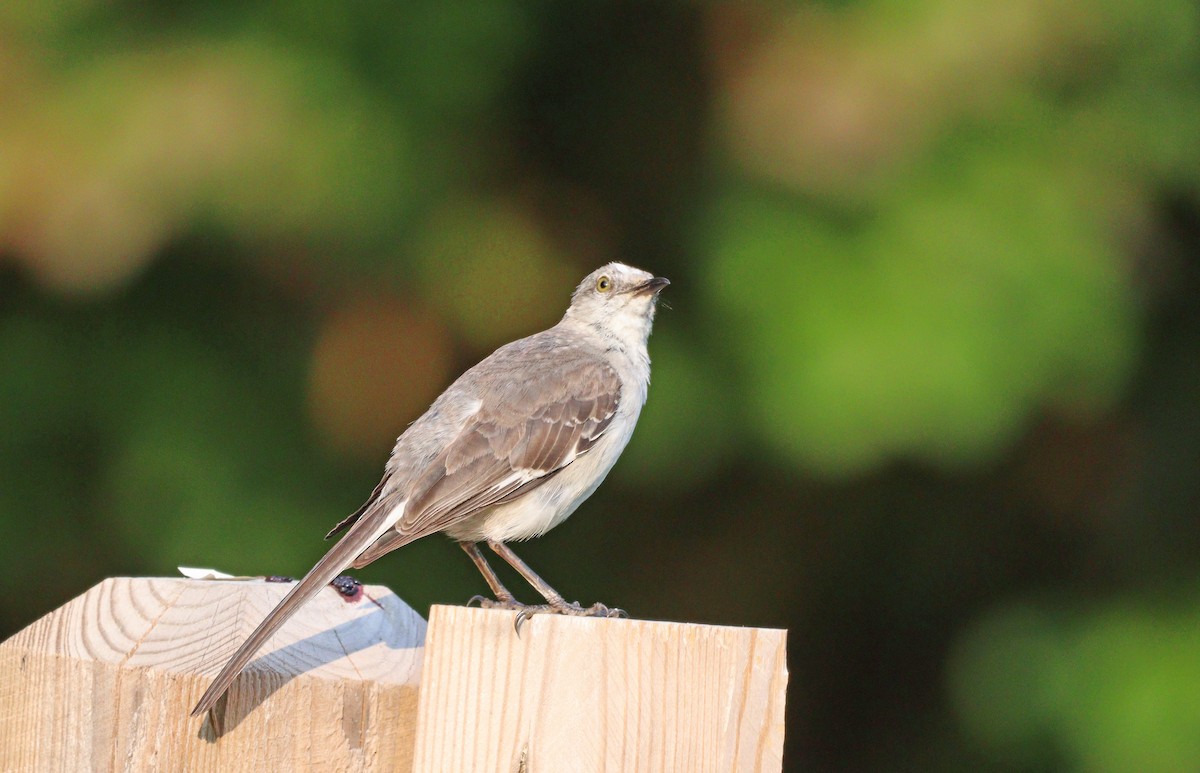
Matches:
[[514, 600, 627, 634], [467, 595, 626, 633], [552, 600, 627, 619], [467, 594, 526, 610]]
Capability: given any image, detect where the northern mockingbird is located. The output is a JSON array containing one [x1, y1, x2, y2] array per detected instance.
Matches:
[[192, 262, 668, 715]]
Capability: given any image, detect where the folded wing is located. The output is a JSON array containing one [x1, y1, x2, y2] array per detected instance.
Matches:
[[349, 358, 620, 567]]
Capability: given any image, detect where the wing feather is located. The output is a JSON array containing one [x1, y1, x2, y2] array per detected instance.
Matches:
[[353, 357, 620, 561]]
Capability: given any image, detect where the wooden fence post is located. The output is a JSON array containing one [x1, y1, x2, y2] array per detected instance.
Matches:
[[414, 605, 787, 772], [0, 579, 787, 772], [0, 577, 425, 772]]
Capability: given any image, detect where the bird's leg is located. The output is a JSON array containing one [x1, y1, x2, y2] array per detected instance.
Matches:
[[460, 541, 525, 609], [486, 540, 625, 625], [486, 540, 567, 606]]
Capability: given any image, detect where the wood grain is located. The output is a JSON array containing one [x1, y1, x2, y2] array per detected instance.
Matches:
[[0, 577, 425, 772], [412, 605, 788, 773]]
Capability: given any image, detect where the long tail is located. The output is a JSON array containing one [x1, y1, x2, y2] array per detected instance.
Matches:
[[191, 496, 403, 716]]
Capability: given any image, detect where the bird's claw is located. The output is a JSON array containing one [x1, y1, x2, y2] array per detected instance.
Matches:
[[514, 605, 551, 634], [514, 601, 627, 634], [466, 595, 626, 634], [571, 602, 626, 619], [469, 594, 526, 610], [549, 600, 627, 618]]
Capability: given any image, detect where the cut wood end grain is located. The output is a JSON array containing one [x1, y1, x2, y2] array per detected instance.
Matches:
[[3, 577, 427, 684]]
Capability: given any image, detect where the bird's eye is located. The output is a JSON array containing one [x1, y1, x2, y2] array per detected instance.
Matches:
[[596, 276, 612, 292]]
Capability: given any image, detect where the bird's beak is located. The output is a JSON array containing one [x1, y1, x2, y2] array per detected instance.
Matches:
[[630, 277, 670, 297]]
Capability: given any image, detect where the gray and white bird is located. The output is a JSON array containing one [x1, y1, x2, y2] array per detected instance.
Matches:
[[192, 262, 668, 716]]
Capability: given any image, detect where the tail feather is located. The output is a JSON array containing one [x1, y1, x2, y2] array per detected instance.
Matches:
[[190, 494, 404, 716]]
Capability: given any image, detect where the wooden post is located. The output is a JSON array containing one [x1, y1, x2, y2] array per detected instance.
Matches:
[[0, 581, 787, 772], [413, 605, 787, 772], [0, 577, 425, 772]]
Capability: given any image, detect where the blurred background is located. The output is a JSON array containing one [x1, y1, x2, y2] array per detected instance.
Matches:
[[2, 1, 1199, 769]]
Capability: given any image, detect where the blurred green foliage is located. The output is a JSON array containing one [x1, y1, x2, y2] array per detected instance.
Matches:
[[2, 1, 1200, 770], [950, 598, 1200, 772]]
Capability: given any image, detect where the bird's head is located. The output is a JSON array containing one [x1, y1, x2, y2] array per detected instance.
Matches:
[[563, 262, 669, 343]]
